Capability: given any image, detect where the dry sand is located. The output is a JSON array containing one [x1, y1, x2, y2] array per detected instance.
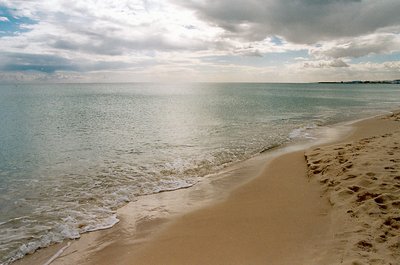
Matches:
[[14, 111, 400, 265], [305, 112, 400, 265]]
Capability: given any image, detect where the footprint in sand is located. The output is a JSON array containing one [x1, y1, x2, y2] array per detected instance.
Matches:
[[356, 192, 380, 203]]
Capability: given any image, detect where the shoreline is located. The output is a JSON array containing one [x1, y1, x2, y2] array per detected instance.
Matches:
[[13, 110, 399, 265]]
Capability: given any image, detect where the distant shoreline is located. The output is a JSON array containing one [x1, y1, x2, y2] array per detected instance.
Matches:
[[318, 79, 400, 84]]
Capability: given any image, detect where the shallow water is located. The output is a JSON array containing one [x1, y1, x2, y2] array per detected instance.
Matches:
[[1, 82, 400, 264]]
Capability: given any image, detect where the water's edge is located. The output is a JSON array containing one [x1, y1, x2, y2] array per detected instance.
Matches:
[[15, 109, 395, 265], [3, 83, 400, 265]]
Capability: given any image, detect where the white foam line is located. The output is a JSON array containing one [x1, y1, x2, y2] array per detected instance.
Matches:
[[85, 218, 120, 232], [42, 242, 71, 265]]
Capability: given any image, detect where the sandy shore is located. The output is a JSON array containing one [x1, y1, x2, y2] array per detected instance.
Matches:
[[305, 112, 400, 265], [15, 111, 400, 265]]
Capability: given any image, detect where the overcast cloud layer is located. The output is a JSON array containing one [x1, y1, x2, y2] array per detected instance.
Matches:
[[0, 0, 399, 82]]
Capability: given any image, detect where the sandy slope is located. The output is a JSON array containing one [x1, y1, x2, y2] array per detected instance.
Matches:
[[305, 112, 400, 265]]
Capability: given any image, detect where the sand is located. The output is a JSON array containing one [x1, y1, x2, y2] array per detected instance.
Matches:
[[305, 112, 400, 265], [14, 111, 400, 265], [124, 150, 330, 265]]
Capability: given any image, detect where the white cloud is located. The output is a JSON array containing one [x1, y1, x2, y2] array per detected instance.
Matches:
[[311, 33, 400, 59], [0, 16, 9, 22], [0, 0, 230, 75], [0, 0, 225, 54]]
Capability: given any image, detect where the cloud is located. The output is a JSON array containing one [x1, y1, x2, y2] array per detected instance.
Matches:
[[0, 16, 9, 22], [0, 52, 77, 73], [0, 51, 160, 73], [0, 0, 227, 76], [240, 49, 263, 57], [175, 0, 400, 44], [0, 0, 399, 82], [49, 34, 207, 56], [328, 59, 350, 68], [383, 61, 400, 71], [0, 0, 206, 63], [0, 0, 221, 55], [311, 33, 400, 59], [303, 59, 349, 68]]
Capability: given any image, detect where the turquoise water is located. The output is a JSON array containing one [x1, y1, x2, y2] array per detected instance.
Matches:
[[1, 83, 400, 263]]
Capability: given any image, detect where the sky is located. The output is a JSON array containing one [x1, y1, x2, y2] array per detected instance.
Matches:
[[0, 0, 399, 83]]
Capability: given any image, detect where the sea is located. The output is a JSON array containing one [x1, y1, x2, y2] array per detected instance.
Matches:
[[1, 82, 400, 264]]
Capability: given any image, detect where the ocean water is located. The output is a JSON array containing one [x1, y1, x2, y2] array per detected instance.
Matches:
[[1, 82, 400, 263]]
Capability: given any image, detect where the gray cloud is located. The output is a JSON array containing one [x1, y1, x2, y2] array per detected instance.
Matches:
[[0, 52, 77, 73], [303, 59, 349, 68], [328, 59, 350, 68], [0, 52, 148, 73], [238, 49, 263, 57], [49, 35, 204, 56], [175, 0, 400, 44], [384, 61, 400, 71]]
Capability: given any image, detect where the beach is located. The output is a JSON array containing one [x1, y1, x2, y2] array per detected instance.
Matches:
[[14, 111, 400, 265], [6, 82, 400, 265], [2, 1, 400, 263]]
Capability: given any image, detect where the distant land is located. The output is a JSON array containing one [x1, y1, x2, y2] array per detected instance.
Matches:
[[318, 79, 400, 84]]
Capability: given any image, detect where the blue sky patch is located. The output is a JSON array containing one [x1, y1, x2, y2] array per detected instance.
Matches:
[[0, 6, 37, 37], [270, 36, 284, 46]]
